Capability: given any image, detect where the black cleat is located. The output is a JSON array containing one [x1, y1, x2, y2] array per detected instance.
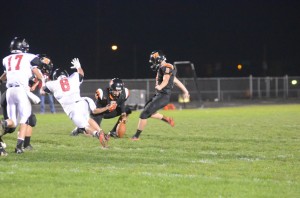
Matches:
[[15, 147, 24, 154], [24, 144, 33, 151], [70, 127, 84, 136], [108, 131, 118, 138]]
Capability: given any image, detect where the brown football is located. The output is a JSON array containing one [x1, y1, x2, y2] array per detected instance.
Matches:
[[116, 120, 126, 138]]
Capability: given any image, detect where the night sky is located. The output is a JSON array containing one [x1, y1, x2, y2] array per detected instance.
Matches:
[[1, 0, 300, 79]]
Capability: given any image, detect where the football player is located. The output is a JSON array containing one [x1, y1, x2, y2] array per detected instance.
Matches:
[[70, 78, 131, 138], [0, 52, 52, 156], [34, 54, 56, 114], [43, 58, 109, 148], [131, 50, 190, 140], [0, 37, 45, 154]]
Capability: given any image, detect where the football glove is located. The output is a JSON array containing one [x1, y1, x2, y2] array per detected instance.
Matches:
[[71, 58, 81, 69]]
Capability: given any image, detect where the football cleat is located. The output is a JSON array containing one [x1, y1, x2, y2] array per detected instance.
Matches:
[[98, 131, 109, 148], [166, 117, 175, 127], [24, 144, 33, 151], [0, 142, 8, 157], [15, 147, 24, 154], [108, 131, 118, 138], [70, 127, 84, 136]]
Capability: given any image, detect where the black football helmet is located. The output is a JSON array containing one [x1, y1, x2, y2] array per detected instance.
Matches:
[[10, 37, 29, 53], [149, 50, 166, 71], [109, 78, 124, 97], [52, 68, 69, 80], [37, 54, 53, 75]]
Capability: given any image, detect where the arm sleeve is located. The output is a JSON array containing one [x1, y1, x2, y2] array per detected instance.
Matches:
[[120, 101, 126, 113], [79, 73, 84, 82], [44, 85, 51, 94], [30, 57, 43, 67]]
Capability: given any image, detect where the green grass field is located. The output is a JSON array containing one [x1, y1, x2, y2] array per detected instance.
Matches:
[[0, 104, 299, 197]]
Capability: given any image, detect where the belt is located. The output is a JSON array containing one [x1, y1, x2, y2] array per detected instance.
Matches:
[[8, 84, 20, 88]]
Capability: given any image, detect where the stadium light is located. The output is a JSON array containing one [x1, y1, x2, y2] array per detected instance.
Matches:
[[111, 45, 118, 51], [237, 64, 243, 71], [291, 80, 297, 85]]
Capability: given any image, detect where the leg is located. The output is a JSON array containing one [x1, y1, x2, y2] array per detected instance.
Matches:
[[40, 95, 45, 113], [15, 123, 28, 153], [151, 112, 174, 127], [48, 94, 56, 113], [131, 93, 170, 140], [7, 88, 32, 154], [110, 106, 131, 132], [85, 118, 108, 148], [23, 113, 37, 150], [137, 118, 147, 131], [70, 101, 108, 148], [23, 125, 33, 150], [108, 115, 123, 138]]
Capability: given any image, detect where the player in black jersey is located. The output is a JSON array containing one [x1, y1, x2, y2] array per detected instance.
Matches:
[[131, 50, 190, 140], [70, 78, 131, 138]]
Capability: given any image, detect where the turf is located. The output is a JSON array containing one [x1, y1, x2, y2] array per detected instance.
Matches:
[[0, 104, 299, 197]]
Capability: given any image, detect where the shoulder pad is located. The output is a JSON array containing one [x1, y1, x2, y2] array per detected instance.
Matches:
[[124, 88, 130, 99], [95, 88, 104, 100]]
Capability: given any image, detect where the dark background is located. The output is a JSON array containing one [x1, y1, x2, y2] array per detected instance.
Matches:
[[1, 0, 299, 79]]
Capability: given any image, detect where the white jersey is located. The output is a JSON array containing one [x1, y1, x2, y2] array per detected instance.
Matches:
[[45, 72, 83, 115], [2, 52, 37, 125], [46, 72, 97, 128], [2, 53, 37, 88]]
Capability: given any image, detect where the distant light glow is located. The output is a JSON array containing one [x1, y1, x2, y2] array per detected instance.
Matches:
[[111, 45, 118, 51], [237, 64, 242, 70], [291, 80, 297, 85]]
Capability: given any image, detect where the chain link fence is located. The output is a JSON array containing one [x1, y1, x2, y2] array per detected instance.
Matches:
[[80, 75, 300, 108]]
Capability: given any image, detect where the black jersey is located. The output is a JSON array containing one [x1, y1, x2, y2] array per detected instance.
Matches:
[[156, 63, 176, 94], [95, 87, 130, 113]]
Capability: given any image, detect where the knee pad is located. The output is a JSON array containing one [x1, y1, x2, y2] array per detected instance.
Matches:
[[125, 107, 132, 115], [140, 110, 151, 119], [26, 114, 37, 127], [5, 127, 16, 134]]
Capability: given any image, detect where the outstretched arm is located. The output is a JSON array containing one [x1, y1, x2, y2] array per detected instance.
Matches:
[[71, 58, 84, 77], [174, 77, 190, 99]]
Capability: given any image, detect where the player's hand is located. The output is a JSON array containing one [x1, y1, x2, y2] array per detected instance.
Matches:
[[182, 92, 190, 100], [155, 85, 162, 91], [71, 58, 81, 69], [30, 85, 36, 92], [107, 103, 117, 112]]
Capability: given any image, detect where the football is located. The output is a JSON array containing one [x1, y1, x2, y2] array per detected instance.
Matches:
[[116, 120, 126, 138]]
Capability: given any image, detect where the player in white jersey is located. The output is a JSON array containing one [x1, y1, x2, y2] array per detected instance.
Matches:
[[44, 58, 109, 148], [0, 37, 44, 154]]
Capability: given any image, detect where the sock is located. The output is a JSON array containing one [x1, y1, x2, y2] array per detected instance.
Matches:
[[161, 116, 169, 123], [23, 136, 31, 148], [16, 138, 24, 149], [93, 131, 98, 137], [133, 130, 142, 138]]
